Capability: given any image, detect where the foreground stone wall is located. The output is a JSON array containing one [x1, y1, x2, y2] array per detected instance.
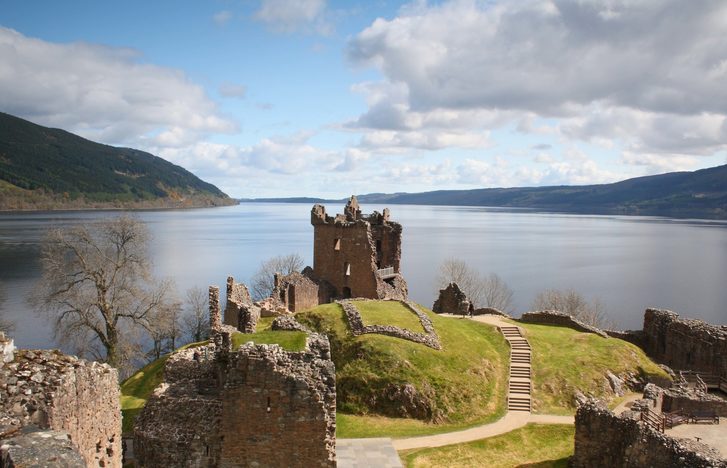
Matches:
[[135, 333, 336, 467], [0, 347, 122, 468], [520, 310, 608, 338], [642, 308, 727, 378], [571, 400, 725, 468]]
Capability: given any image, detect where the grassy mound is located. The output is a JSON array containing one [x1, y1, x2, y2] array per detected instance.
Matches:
[[297, 302, 509, 434], [401, 423, 574, 468], [518, 321, 670, 415], [355, 300, 426, 332], [120, 324, 309, 434]]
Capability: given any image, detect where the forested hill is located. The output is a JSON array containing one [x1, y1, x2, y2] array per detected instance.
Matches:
[[0, 112, 235, 210], [245, 165, 727, 219]]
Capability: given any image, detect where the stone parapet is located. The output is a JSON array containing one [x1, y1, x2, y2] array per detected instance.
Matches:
[[339, 300, 441, 350], [519, 310, 608, 338]]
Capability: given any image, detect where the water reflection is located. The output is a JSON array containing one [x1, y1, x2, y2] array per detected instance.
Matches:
[[1, 203, 726, 349]]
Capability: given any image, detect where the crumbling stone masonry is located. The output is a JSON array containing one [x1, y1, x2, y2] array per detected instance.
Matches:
[[134, 331, 336, 467], [571, 400, 726, 468], [339, 300, 441, 350], [311, 196, 408, 302], [273, 271, 320, 313], [432, 282, 474, 316], [0, 429, 86, 467], [641, 308, 727, 379], [0, 333, 122, 468], [519, 310, 609, 338], [223, 276, 260, 333]]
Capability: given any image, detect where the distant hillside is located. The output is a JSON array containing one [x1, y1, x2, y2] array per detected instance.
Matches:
[[244, 165, 727, 219], [0, 112, 236, 210]]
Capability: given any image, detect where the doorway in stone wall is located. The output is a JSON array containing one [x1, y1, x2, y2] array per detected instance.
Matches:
[[342, 287, 352, 299]]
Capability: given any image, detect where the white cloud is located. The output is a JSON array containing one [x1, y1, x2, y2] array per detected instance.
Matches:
[[347, 0, 727, 165], [254, 0, 330, 34], [213, 10, 233, 26], [0, 27, 235, 148]]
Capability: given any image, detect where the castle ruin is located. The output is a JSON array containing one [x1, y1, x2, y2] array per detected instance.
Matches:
[[133, 288, 337, 467], [310, 196, 407, 303]]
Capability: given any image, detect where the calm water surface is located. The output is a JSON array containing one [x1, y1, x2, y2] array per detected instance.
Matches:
[[1, 203, 726, 349]]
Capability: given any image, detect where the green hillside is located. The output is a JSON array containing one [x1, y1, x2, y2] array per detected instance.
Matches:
[[120, 301, 670, 439], [0, 111, 235, 210]]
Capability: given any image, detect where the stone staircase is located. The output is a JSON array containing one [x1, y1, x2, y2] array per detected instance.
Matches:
[[500, 325, 532, 412]]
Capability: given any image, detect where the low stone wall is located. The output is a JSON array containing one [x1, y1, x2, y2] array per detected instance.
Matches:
[[473, 307, 509, 317], [272, 315, 311, 332], [604, 329, 645, 348], [662, 386, 727, 417], [571, 400, 726, 468], [338, 300, 441, 350], [642, 308, 727, 379], [0, 348, 122, 468], [519, 310, 608, 338]]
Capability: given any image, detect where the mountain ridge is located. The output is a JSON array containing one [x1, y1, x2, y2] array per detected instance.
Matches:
[[0, 112, 235, 211], [242, 164, 727, 219]]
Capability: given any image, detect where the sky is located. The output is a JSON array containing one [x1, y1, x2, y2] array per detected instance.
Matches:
[[1, 0, 727, 199]]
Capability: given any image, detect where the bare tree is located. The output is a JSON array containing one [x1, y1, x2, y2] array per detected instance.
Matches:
[[532, 288, 613, 328], [33, 215, 175, 369], [437, 258, 514, 313], [0, 281, 14, 333], [182, 286, 209, 343], [145, 299, 182, 361], [250, 253, 304, 300]]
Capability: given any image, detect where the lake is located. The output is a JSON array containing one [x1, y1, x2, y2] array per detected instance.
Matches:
[[1, 202, 726, 349]]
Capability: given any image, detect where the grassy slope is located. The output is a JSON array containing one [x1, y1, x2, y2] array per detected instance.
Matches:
[[518, 321, 670, 415], [298, 303, 509, 438], [355, 300, 426, 332], [401, 424, 574, 468]]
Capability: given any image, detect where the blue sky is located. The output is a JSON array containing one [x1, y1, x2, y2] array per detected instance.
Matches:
[[2, 0, 726, 198]]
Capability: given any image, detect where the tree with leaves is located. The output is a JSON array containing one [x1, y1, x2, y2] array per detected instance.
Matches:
[[437, 258, 514, 313], [34, 215, 175, 370], [250, 253, 304, 300]]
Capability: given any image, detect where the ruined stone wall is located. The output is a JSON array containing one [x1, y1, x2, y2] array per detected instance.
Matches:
[[209, 286, 221, 331], [135, 335, 336, 468], [0, 348, 122, 468], [432, 282, 473, 315], [339, 300, 441, 350], [571, 400, 726, 468], [311, 197, 406, 301], [219, 341, 336, 467], [134, 345, 223, 467], [642, 308, 727, 378], [661, 386, 727, 417], [274, 272, 320, 312], [519, 311, 609, 338], [224, 276, 253, 328]]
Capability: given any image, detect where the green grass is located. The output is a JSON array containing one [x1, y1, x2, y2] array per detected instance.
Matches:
[[354, 300, 426, 333], [298, 303, 509, 438], [401, 424, 574, 468], [517, 321, 670, 415]]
